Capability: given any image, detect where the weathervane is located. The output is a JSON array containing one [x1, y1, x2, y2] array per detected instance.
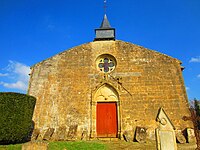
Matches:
[[104, 0, 107, 14]]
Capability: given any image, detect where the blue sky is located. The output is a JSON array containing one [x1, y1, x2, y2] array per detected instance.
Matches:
[[0, 0, 199, 100]]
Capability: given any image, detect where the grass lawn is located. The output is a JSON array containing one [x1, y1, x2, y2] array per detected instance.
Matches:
[[0, 140, 196, 150], [0, 144, 22, 150], [48, 141, 107, 150]]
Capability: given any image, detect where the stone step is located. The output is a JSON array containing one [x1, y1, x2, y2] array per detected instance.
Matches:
[[97, 137, 119, 141]]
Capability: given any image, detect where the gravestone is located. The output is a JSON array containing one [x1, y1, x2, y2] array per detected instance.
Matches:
[[67, 124, 78, 140], [176, 130, 186, 144], [135, 127, 147, 143], [81, 130, 88, 141], [156, 108, 177, 150], [43, 128, 55, 141], [186, 128, 196, 143], [51, 126, 67, 141], [123, 131, 130, 142], [31, 128, 40, 141]]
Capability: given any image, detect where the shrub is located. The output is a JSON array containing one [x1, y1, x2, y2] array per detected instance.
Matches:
[[194, 98, 200, 116], [0, 92, 36, 144]]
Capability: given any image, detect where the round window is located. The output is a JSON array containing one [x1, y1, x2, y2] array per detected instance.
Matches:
[[96, 54, 116, 73]]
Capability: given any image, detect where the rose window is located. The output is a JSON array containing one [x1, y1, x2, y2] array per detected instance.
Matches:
[[96, 55, 116, 73]]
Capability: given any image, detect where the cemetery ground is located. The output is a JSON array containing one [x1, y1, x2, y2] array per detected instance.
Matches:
[[0, 140, 197, 150]]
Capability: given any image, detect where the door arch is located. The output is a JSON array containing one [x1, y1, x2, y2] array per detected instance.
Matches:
[[91, 84, 120, 138]]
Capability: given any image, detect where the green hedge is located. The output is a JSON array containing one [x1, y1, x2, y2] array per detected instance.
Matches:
[[0, 92, 36, 144]]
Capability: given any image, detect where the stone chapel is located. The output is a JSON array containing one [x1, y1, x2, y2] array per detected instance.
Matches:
[[28, 14, 193, 141]]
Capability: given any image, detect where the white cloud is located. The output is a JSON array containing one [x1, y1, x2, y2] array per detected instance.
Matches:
[[0, 61, 30, 92], [0, 73, 9, 77], [189, 56, 200, 63], [0, 81, 27, 91], [6, 60, 30, 79]]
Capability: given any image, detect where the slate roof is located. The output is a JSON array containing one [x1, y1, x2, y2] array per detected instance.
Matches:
[[100, 14, 111, 29]]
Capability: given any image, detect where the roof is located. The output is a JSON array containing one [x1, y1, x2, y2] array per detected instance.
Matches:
[[100, 14, 111, 29]]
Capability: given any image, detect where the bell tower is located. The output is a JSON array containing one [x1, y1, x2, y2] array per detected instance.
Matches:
[[94, 1, 115, 41]]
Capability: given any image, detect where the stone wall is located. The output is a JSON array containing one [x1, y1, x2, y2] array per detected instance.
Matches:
[[28, 40, 193, 140]]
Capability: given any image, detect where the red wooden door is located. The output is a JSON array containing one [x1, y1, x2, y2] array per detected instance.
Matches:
[[96, 102, 118, 137]]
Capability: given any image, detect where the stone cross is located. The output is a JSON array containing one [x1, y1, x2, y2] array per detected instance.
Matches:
[[183, 108, 200, 150]]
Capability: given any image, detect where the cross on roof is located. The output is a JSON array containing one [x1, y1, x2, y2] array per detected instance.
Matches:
[[104, 0, 107, 15]]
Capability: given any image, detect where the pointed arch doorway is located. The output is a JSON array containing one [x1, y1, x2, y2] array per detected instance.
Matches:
[[93, 84, 119, 138]]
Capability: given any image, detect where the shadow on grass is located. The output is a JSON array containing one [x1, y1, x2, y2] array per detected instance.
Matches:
[[49, 141, 107, 150]]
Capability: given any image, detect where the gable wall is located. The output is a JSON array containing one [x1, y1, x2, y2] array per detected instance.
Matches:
[[28, 40, 192, 139]]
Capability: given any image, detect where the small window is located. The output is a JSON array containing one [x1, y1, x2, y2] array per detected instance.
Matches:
[[96, 54, 116, 73]]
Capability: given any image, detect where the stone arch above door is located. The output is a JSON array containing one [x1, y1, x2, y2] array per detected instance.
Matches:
[[94, 84, 119, 102]]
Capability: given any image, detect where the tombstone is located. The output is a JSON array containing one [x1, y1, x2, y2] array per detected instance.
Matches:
[[176, 130, 186, 144], [135, 127, 147, 143], [57, 126, 67, 141], [186, 128, 196, 143], [43, 128, 55, 141], [146, 128, 156, 141], [123, 131, 130, 142], [36, 130, 46, 141], [51, 126, 67, 141], [67, 124, 78, 140], [156, 108, 177, 150], [31, 128, 40, 141], [81, 130, 88, 141]]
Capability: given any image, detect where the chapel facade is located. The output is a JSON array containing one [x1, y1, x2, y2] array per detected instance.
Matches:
[[28, 15, 193, 141]]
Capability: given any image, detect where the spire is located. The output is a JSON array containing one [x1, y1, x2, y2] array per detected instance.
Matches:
[[94, 0, 115, 41], [100, 14, 111, 29], [94, 14, 115, 41]]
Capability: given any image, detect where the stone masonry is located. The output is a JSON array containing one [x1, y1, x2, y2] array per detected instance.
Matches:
[[28, 40, 193, 141]]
